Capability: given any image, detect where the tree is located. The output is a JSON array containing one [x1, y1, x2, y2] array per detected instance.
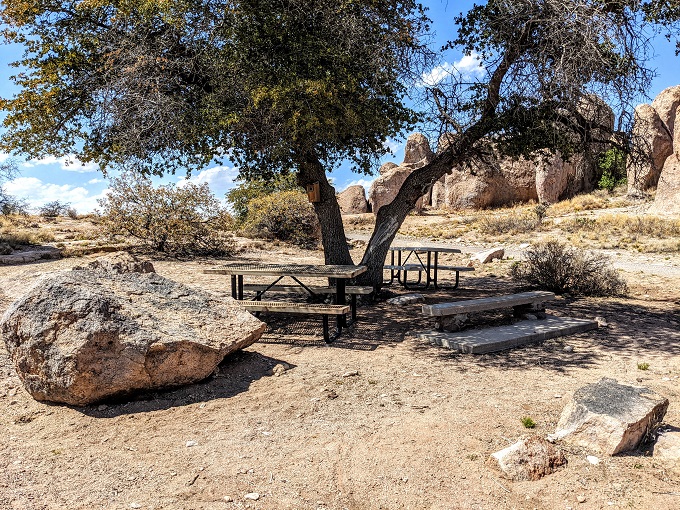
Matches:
[[0, 0, 431, 267], [226, 173, 300, 223], [99, 172, 235, 255], [0, 1, 667, 287], [0, 159, 28, 215], [356, 0, 660, 286]]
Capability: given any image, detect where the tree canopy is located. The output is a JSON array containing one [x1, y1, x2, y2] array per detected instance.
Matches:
[[0, 0, 431, 177]]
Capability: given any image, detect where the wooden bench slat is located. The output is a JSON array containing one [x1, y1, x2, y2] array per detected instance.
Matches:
[[422, 291, 555, 317], [242, 284, 373, 295], [435, 266, 475, 272], [240, 301, 350, 315], [383, 264, 424, 272]]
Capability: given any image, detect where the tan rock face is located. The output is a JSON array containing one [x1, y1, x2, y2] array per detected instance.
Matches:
[[368, 165, 420, 214], [1, 261, 266, 405], [552, 378, 669, 455], [626, 103, 673, 192], [379, 162, 398, 175], [402, 133, 433, 166], [488, 436, 567, 481], [337, 185, 368, 214], [649, 153, 680, 215], [430, 179, 446, 209], [651, 85, 680, 136]]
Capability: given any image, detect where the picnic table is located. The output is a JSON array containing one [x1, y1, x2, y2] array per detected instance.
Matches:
[[385, 246, 472, 289], [203, 262, 367, 342]]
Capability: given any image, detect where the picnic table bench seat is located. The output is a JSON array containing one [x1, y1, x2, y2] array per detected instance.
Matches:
[[239, 301, 350, 343], [422, 290, 555, 331]]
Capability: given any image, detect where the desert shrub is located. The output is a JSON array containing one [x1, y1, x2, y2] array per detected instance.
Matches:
[[597, 148, 627, 192], [99, 172, 235, 256], [511, 240, 627, 296], [477, 212, 539, 235], [226, 173, 300, 222], [39, 200, 71, 217], [242, 190, 320, 249], [0, 196, 29, 216]]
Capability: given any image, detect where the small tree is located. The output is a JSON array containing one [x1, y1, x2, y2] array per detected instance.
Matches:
[[39, 200, 71, 218], [597, 148, 627, 192], [0, 160, 27, 215], [226, 173, 300, 223], [99, 173, 235, 256]]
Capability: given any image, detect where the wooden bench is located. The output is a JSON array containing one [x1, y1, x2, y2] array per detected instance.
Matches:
[[422, 291, 555, 331], [240, 301, 351, 343], [241, 284, 373, 322]]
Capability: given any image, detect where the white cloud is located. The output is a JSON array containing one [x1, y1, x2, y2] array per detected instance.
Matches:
[[88, 178, 104, 185], [22, 155, 99, 173], [383, 138, 403, 155], [177, 165, 239, 193], [341, 177, 376, 193], [4, 176, 109, 213], [0, 153, 10, 164], [420, 52, 485, 86]]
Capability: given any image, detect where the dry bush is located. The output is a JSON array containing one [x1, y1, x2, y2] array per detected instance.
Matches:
[[242, 190, 320, 249], [99, 173, 235, 256], [548, 193, 609, 215], [477, 213, 540, 235], [511, 240, 627, 296], [0, 228, 56, 253]]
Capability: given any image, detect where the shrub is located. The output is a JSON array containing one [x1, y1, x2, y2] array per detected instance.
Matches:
[[511, 240, 627, 296], [242, 190, 320, 249], [521, 417, 536, 429], [597, 148, 627, 192], [226, 173, 300, 222], [477, 212, 539, 235], [99, 172, 235, 256], [0, 196, 29, 216], [39, 200, 71, 217]]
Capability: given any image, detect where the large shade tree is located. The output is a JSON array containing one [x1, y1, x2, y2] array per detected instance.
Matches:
[[0, 0, 673, 287], [0, 0, 431, 265]]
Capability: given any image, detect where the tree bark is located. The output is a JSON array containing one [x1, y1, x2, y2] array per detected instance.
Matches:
[[296, 150, 354, 266]]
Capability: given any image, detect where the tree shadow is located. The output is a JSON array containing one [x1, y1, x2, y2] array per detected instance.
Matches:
[[75, 350, 292, 418]]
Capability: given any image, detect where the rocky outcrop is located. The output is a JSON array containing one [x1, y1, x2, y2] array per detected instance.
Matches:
[[650, 153, 680, 214], [488, 436, 567, 481], [1, 254, 266, 405], [626, 104, 673, 192], [431, 178, 446, 209], [379, 162, 398, 175], [402, 133, 434, 167], [651, 85, 680, 137], [551, 378, 669, 455], [337, 185, 369, 214]]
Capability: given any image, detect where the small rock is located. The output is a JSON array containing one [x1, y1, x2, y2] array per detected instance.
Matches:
[[577, 495, 586, 503], [342, 370, 359, 378], [186, 440, 198, 447], [586, 455, 600, 465], [97, 404, 108, 411], [595, 316, 609, 327], [244, 493, 260, 501], [563, 345, 574, 353], [270, 363, 288, 377], [386, 293, 425, 306], [130, 504, 142, 509], [223, 496, 233, 502], [488, 436, 567, 481], [524, 314, 538, 321], [472, 247, 505, 264]]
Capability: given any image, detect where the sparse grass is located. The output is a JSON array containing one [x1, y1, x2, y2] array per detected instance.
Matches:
[[521, 416, 536, 429], [477, 212, 541, 235], [637, 362, 650, 371]]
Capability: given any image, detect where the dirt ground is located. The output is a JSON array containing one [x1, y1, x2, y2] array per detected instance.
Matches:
[[1, 215, 680, 510]]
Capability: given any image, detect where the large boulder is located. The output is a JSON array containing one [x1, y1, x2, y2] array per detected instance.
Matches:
[[379, 161, 398, 175], [402, 133, 434, 167], [649, 153, 680, 214], [337, 185, 369, 214], [498, 157, 539, 203], [488, 436, 567, 481], [651, 85, 680, 136], [551, 378, 669, 455], [626, 103, 674, 193], [368, 165, 422, 214], [535, 152, 578, 204], [1, 256, 266, 405], [431, 178, 446, 209]]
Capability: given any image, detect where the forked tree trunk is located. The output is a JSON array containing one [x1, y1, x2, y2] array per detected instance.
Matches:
[[296, 150, 354, 266]]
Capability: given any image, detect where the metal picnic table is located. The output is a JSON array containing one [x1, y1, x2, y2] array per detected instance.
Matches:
[[386, 246, 465, 289]]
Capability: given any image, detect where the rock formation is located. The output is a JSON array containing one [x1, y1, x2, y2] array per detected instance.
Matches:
[[488, 436, 567, 481], [1, 253, 266, 405], [337, 185, 369, 214]]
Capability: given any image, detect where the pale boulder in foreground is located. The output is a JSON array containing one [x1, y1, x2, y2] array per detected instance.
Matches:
[[488, 436, 567, 481], [551, 378, 669, 455], [0, 253, 266, 406]]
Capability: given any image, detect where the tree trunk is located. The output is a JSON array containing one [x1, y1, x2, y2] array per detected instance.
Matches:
[[296, 150, 354, 266]]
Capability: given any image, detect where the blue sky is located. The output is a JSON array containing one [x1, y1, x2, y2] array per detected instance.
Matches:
[[1, 0, 679, 213]]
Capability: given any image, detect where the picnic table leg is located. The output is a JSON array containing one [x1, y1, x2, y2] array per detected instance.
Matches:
[[335, 278, 347, 328], [425, 251, 433, 289], [433, 251, 439, 289], [231, 275, 237, 299], [238, 275, 244, 300]]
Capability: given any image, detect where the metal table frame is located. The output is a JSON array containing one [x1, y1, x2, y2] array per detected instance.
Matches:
[[387, 246, 462, 289]]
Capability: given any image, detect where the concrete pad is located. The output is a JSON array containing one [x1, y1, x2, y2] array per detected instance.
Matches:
[[417, 315, 598, 354]]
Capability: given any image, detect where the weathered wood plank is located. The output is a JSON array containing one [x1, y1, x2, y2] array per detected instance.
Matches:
[[242, 284, 374, 295], [422, 291, 555, 317]]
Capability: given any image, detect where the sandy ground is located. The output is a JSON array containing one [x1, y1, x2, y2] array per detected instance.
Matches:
[[1, 231, 680, 509]]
